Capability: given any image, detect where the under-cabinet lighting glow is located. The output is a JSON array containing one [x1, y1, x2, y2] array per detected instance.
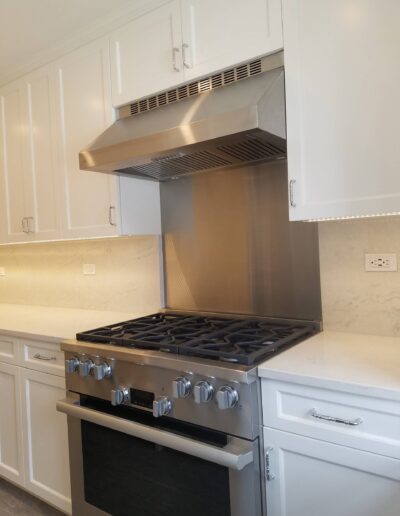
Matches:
[[307, 212, 400, 222]]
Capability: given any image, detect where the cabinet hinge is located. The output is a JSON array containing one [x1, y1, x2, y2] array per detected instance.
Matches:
[[265, 446, 275, 481]]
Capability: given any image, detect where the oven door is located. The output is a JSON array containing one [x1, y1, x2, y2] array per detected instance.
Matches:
[[57, 395, 262, 516]]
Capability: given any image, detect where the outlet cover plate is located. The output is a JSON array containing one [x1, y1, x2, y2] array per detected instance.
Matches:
[[83, 263, 96, 275], [365, 253, 397, 272]]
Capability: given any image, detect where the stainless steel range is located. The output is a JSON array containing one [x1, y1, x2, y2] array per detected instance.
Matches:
[[58, 312, 319, 516], [59, 51, 323, 516]]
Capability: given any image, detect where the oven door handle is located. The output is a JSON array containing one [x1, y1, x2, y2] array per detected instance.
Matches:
[[57, 398, 254, 471]]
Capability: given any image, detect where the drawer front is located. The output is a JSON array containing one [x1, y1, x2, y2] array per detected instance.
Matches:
[[21, 340, 65, 376], [0, 335, 19, 365], [262, 379, 400, 459]]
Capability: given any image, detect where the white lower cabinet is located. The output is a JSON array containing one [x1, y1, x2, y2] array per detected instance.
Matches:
[[0, 363, 24, 486], [20, 368, 71, 514], [264, 427, 400, 516], [0, 336, 71, 514], [262, 377, 400, 516]]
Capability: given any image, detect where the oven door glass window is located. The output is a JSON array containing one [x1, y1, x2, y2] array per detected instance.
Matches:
[[81, 420, 231, 516]]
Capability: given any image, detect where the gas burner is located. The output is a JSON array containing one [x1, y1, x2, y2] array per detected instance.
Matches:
[[77, 313, 318, 366]]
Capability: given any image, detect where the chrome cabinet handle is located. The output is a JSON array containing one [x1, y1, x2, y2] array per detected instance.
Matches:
[[265, 447, 275, 481], [310, 408, 363, 426], [33, 353, 57, 361], [26, 216, 34, 233], [289, 179, 296, 207], [21, 218, 28, 234], [172, 47, 180, 72], [182, 43, 191, 69], [108, 206, 117, 226]]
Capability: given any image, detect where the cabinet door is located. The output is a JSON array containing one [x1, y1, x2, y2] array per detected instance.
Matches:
[[0, 362, 24, 486], [55, 38, 119, 239], [20, 368, 71, 514], [110, 0, 183, 106], [23, 66, 62, 240], [0, 80, 30, 242], [180, 0, 283, 81], [264, 427, 400, 516], [284, 0, 400, 221]]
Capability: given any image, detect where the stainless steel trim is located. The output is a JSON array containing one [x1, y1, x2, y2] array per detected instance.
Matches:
[[265, 446, 275, 481], [57, 397, 254, 471], [172, 47, 180, 72], [289, 179, 296, 207], [310, 408, 363, 426], [108, 206, 116, 226], [182, 43, 191, 69], [33, 353, 57, 361]]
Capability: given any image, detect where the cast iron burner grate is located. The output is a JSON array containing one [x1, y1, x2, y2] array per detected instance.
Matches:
[[77, 313, 318, 366]]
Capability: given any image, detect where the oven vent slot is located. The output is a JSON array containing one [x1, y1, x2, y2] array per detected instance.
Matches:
[[120, 58, 263, 119]]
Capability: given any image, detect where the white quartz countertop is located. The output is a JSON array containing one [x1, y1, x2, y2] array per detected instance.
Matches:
[[258, 330, 400, 400], [0, 303, 149, 343]]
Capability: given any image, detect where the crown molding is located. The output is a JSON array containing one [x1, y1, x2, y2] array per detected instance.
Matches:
[[0, 0, 169, 87]]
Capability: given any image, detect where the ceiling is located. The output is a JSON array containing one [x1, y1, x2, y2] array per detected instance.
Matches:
[[0, 0, 136, 84]]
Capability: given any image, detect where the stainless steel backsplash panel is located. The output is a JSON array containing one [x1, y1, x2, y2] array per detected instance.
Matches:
[[160, 161, 322, 321]]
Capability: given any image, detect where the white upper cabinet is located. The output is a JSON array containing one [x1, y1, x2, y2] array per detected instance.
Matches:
[[0, 67, 61, 243], [110, 0, 283, 107], [284, 0, 400, 221], [180, 0, 283, 81], [54, 38, 120, 239], [24, 66, 61, 241], [110, 0, 184, 106], [0, 80, 29, 242]]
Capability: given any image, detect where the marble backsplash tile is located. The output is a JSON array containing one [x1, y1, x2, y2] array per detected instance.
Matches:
[[0, 236, 161, 313], [319, 216, 400, 336]]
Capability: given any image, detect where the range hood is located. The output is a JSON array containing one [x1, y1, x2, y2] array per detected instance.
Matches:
[[79, 52, 286, 181]]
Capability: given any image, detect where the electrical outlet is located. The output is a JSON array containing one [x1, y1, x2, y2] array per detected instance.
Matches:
[[365, 253, 397, 272], [83, 263, 96, 275], [0, 267, 5, 276]]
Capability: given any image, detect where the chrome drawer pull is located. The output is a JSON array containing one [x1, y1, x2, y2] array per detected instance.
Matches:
[[310, 408, 363, 426], [33, 353, 57, 361]]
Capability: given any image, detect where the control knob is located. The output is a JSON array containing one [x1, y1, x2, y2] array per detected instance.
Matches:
[[78, 359, 94, 377], [172, 376, 192, 398], [193, 381, 214, 404], [216, 386, 239, 410], [111, 388, 129, 406], [93, 362, 112, 381], [153, 396, 172, 418], [65, 357, 79, 374]]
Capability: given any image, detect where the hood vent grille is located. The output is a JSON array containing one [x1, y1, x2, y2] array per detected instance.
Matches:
[[117, 135, 286, 181], [119, 58, 263, 120]]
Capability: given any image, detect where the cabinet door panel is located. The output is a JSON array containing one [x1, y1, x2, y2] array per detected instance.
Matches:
[[25, 67, 61, 240], [264, 427, 400, 516], [0, 82, 29, 241], [284, 0, 400, 220], [55, 38, 118, 238], [110, 0, 183, 106], [0, 363, 24, 486], [181, 0, 283, 81], [20, 368, 71, 513]]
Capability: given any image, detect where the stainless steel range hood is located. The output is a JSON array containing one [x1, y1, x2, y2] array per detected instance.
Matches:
[[79, 52, 286, 181]]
